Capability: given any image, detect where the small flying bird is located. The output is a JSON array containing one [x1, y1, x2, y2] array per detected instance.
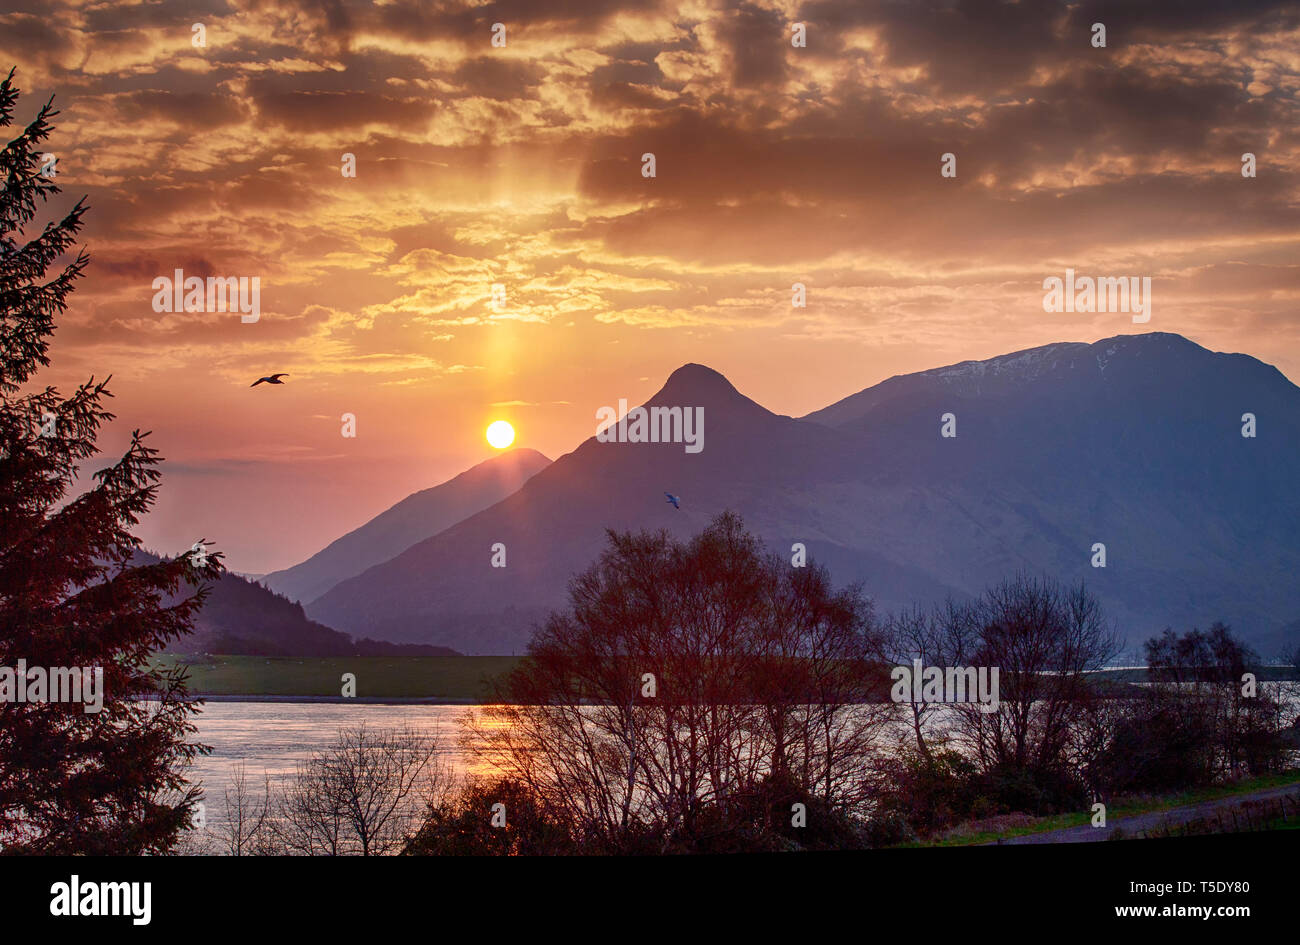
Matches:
[[664, 492, 680, 509], [250, 373, 289, 387]]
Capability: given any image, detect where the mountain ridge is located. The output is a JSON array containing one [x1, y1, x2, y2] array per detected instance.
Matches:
[[129, 550, 459, 657], [804, 332, 1291, 428], [264, 447, 551, 603], [304, 332, 1300, 655]]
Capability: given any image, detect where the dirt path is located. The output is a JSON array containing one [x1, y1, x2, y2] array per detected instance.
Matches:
[[991, 782, 1300, 844]]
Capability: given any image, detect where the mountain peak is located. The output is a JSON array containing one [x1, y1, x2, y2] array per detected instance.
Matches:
[[649, 363, 771, 417], [802, 332, 1234, 429], [661, 362, 736, 393], [1098, 330, 1196, 345], [921, 340, 1089, 383], [920, 333, 1203, 383], [466, 446, 551, 472]]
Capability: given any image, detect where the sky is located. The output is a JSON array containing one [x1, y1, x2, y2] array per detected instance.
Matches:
[[3, 0, 1298, 573]]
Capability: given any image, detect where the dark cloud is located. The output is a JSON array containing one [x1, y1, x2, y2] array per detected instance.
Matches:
[[724, 3, 790, 89], [577, 107, 947, 206], [80, 0, 236, 34], [93, 253, 222, 281], [803, 0, 1066, 94], [115, 88, 250, 127], [250, 87, 436, 131], [287, 0, 667, 46], [590, 58, 664, 88], [1066, 0, 1300, 35], [590, 81, 666, 112], [225, 166, 329, 212], [449, 57, 546, 100], [0, 13, 73, 56]]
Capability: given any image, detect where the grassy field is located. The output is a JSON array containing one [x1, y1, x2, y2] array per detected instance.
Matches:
[[923, 769, 1300, 846], [153, 654, 521, 701]]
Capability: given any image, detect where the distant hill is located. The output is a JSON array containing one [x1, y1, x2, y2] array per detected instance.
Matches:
[[132, 551, 459, 657], [305, 333, 1300, 656], [263, 447, 550, 603], [1256, 616, 1300, 663]]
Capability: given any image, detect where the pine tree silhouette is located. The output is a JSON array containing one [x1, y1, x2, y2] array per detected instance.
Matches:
[[0, 68, 219, 854]]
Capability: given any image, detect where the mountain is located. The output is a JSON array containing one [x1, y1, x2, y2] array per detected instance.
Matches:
[[263, 447, 551, 604], [132, 551, 459, 657], [306, 364, 862, 652], [305, 333, 1300, 656], [798, 332, 1300, 639]]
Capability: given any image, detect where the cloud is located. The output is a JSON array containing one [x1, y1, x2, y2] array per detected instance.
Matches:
[[4, 0, 1298, 570]]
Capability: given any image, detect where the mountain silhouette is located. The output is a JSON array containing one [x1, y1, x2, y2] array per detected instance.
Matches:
[[305, 332, 1300, 656], [130, 551, 459, 657], [264, 447, 551, 603]]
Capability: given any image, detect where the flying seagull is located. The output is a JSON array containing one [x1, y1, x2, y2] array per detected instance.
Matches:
[[664, 492, 680, 509], [250, 373, 289, 387]]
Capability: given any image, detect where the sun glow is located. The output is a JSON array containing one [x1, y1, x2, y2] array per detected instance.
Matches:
[[486, 420, 515, 449]]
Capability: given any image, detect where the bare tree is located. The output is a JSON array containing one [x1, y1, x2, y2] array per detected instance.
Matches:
[[216, 763, 272, 856], [948, 574, 1120, 774], [469, 512, 889, 851], [273, 724, 447, 855], [878, 599, 978, 761], [754, 562, 893, 810]]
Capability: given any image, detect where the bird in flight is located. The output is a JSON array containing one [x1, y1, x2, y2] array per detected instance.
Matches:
[[250, 374, 289, 387], [664, 492, 680, 509]]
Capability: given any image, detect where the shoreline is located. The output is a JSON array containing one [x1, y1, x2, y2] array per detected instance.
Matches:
[[184, 694, 481, 705]]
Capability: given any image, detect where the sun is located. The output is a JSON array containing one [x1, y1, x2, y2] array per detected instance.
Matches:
[[486, 419, 515, 449]]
